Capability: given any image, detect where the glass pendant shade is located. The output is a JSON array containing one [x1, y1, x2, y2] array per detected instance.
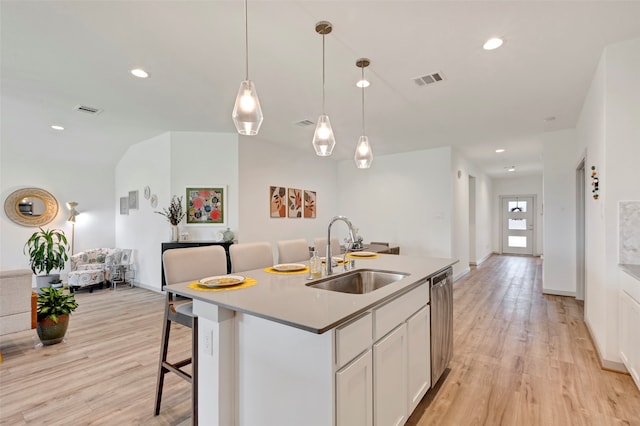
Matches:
[[354, 135, 373, 168], [312, 114, 336, 156], [232, 80, 263, 135]]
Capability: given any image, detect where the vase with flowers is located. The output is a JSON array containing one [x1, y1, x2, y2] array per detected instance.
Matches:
[[156, 195, 185, 242]]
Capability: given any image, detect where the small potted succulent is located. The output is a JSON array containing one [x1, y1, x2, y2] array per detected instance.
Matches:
[[156, 195, 185, 242], [36, 286, 78, 345]]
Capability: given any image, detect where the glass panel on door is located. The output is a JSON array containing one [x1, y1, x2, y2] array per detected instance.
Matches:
[[508, 236, 527, 248], [508, 218, 527, 230]]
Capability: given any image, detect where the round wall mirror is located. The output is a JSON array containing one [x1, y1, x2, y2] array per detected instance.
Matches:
[[4, 187, 59, 227]]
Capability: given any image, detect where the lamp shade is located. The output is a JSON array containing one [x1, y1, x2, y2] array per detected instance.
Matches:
[[232, 80, 263, 135], [312, 115, 336, 156], [66, 201, 79, 223], [354, 135, 373, 169]]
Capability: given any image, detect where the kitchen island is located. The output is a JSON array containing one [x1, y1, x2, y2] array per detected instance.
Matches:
[[167, 253, 457, 426]]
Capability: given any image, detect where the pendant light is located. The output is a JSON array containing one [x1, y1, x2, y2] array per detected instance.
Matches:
[[354, 58, 373, 168], [232, 0, 263, 135], [312, 21, 336, 156]]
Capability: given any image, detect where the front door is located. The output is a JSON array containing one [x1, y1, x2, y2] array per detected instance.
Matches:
[[501, 196, 534, 255]]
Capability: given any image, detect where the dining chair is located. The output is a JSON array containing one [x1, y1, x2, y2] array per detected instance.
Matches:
[[277, 239, 311, 263], [155, 245, 227, 424], [229, 242, 274, 272], [313, 237, 341, 258]]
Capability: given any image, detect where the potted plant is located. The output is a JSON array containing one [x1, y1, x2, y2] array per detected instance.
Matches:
[[36, 286, 78, 345], [23, 227, 69, 291], [156, 195, 185, 242]]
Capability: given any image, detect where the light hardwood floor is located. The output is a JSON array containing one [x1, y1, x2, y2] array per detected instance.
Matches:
[[1, 255, 639, 425]]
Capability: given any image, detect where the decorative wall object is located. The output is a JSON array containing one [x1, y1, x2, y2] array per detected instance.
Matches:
[[270, 186, 286, 218], [144, 186, 151, 200], [128, 190, 139, 209], [4, 187, 59, 227], [150, 194, 158, 208], [591, 166, 599, 200], [186, 187, 225, 225], [120, 197, 129, 215], [304, 190, 316, 218], [288, 188, 302, 218]]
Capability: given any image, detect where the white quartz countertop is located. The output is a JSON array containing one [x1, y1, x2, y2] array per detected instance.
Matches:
[[167, 254, 457, 334]]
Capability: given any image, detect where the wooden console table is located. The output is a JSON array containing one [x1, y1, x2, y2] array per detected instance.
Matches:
[[161, 241, 234, 288]]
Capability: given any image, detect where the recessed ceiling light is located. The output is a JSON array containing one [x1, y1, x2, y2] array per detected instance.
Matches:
[[51, 125, 64, 131], [495, 148, 505, 153], [508, 166, 516, 172], [356, 79, 370, 88], [483, 37, 503, 51], [130, 68, 149, 78], [544, 116, 556, 122]]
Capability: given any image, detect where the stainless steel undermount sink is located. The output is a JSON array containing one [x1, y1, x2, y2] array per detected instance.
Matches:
[[306, 269, 409, 294]]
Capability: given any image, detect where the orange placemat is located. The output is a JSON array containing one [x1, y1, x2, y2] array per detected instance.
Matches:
[[188, 277, 257, 292], [346, 253, 380, 260], [263, 266, 310, 275]]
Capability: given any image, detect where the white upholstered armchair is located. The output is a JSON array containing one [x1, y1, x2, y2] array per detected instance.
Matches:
[[68, 248, 122, 292]]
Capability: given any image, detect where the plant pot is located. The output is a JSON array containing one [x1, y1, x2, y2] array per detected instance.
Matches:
[[170, 225, 179, 242], [36, 314, 69, 346]]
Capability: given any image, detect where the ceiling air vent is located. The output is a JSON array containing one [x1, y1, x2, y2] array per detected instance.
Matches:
[[294, 119, 314, 127], [73, 104, 102, 115], [412, 72, 445, 87]]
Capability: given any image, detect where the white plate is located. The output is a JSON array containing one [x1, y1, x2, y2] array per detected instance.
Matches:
[[321, 256, 344, 263], [198, 275, 246, 288], [272, 263, 306, 272], [349, 251, 377, 257]]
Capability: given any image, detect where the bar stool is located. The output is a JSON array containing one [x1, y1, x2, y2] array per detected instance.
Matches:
[[229, 241, 273, 272], [313, 236, 341, 258], [155, 245, 227, 424], [277, 239, 311, 263]]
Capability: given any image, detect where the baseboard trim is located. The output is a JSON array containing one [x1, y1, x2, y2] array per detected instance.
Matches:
[[132, 281, 163, 294], [469, 252, 494, 266], [584, 317, 628, 374], [542, 289, 576, 297]]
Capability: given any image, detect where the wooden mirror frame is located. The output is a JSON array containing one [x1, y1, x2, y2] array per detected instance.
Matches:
[[3, 187, 59, 227]]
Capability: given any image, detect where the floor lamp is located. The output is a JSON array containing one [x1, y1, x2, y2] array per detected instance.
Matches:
[[66, 202, 79, 255]]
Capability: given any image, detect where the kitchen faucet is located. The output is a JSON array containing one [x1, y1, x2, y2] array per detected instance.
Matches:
[[326, 215, 356, 276]]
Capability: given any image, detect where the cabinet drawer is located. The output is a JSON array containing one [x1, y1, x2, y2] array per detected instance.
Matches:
[[336, 312, 373, 367], [374, 282, 428, 341]]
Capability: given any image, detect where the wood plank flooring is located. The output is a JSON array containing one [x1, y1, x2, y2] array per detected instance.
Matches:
[[1, 255, 639, 425]]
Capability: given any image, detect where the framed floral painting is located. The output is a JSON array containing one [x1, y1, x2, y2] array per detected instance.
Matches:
[[304, 190, 316, 218], [288, 188, 302, 218], [186, 186, 225, 225], [270, 186, 286, 218]]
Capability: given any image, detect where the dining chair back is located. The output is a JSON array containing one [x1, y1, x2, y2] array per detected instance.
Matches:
[[155, 245, 227, 423], [313, 237, 341, 258], [277, 239, 311, 263], [229, 242, 274, 272]]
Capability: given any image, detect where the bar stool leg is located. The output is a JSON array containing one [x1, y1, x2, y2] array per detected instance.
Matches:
[[192, 316, 198, 425], [154, 295, 172, 415]]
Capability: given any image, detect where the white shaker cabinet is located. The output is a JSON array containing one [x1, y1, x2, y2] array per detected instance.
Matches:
[[336, 350, 373, 426], [407, 305, 431, 413], [619, 270, 640, 390], [374, 323, 408, 426]]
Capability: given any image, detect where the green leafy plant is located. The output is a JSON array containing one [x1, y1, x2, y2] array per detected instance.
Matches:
[[23, 227, 69, 275], [37, 286, 78, 323], [155, 195, 185, 226]]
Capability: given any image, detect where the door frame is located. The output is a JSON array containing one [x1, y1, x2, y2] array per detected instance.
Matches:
[[576, 157, 586, 301], [499, 194, 537, 255]]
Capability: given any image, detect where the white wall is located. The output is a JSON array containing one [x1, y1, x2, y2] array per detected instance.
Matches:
[[238, 136, 338, 262], [576, 37, 640, 368], [1, 155, 115, 280], [491, 174, 543, 255], [542, 129, 578, 296], [115, 131, 239, 291]]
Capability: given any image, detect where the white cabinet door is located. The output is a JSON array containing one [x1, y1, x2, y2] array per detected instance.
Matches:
[[336, 350, 373, 426], [407, 305, 430, 413], [620, 290, 640, 390], [374, 324, 407, 426]]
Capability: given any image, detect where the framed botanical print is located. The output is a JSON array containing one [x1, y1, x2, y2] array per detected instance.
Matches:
[[186, 186, 225, 225], [288, 188, 302, 218], [304, 190, 316, 218], [270, 186, 286, 218]]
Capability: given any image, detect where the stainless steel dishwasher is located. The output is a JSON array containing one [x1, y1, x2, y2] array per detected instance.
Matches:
[[430, 267, 453, 385]]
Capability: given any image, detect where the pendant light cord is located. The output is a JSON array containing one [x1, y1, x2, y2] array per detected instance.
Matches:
[[322, 34, 326, 114], [244, 0, 249, 80], [361, 66, 365, 134]]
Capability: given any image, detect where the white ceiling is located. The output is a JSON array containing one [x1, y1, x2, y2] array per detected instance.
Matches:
[[3, 1, 640, 177]]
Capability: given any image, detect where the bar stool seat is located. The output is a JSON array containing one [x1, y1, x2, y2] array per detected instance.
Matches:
[[155, 245, 228, 424]]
